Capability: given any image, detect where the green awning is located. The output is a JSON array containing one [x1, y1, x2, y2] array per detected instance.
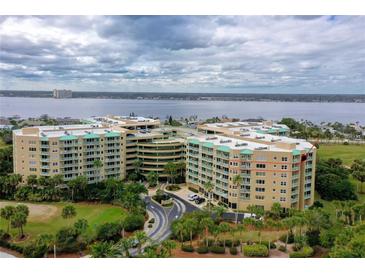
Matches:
[[256, 130, 265, 134], [40, 137, 49, 141], [59, 135, 78, 141], [292, 149, 301, 156], [240, 149, 253, 155], [188, 139, 200, 145], [202, 142, 214, 148], [279, 128, 288, 132], [83, 133, 100, 139], [217, 145, 231, 152], [105, 131, 121, 138]]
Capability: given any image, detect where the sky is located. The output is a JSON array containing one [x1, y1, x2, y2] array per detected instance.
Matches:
[[0, 15, 364, 94]]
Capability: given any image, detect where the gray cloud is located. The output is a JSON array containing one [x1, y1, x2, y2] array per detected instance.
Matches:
[[0, 15, 364, 94]]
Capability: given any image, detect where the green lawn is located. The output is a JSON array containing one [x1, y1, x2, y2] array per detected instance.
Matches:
[[317, 144, 365, 166], [0, 201, 126, 245]]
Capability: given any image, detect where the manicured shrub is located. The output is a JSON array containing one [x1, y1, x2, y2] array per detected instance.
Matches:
[[230, 246, 238, 255], [148, 224, 153, 228], [148, 218, 155, 224], [243, 244, 269, 257], [96, 222, 121, 242], [289, 246, 314, 258], [209, 245, 226, 254], [261, 241, 277, 249], [218, 239, 240, 247], [166, 184, 181, 191], [278, 245, 287, 252], [188, 187, 198, 193], [181, 245, 195, 252], [124, 213, 145, 232], [0, 229, 10, 242], [196, 246, 209, 254], [23, 242, 48, 258]]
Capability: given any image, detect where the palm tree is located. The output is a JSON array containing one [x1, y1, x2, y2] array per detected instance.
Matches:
[[74, 219, 88, 234], [282, 217, 296, 250], [134, 231, 149, 255], [351, 160, 365, 193], [174, 221, 186, 246], [232, 174, 242, 224], [146, 171, 159, 188], [91, 241, 115, 258], [61, 205, 77, 221], [67, 176, 87, 202], [218, 222, 231, 248], [270, 202, 282, 220], [204, 180, 214, 213], [0, 205, 15, 233], [164, 162, 178, 185], [11, 210, 28, 238], [200, 217, 214, 247], [212, 205, 226, 223], [184, 218, 197, 246], [119, 237, 133, 257], [93, 159, 103, 183]]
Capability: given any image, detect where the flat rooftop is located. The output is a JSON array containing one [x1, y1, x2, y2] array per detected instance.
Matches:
[[87, 115, 160, 126], [200, 121, 289, 133], [188, 134, 313, 153]]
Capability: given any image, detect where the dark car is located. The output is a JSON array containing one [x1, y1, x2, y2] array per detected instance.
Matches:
[[194, 197, 206, 204]]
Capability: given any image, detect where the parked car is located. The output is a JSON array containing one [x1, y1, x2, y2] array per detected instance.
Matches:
[[188, 194, 199, 201], [195, 197, 206, 204]]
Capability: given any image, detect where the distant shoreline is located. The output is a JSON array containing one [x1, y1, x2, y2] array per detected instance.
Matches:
[[1, 90, 365, 103]]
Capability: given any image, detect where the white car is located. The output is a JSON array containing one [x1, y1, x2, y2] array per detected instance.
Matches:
[[188, 194, 199, 201]]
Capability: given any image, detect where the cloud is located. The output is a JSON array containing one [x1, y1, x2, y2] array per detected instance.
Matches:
[[0, 15, 364, 94]]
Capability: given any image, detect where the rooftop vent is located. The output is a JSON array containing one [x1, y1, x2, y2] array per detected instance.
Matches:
[[206, 136, 218, 140], [235, 143, 248, 147], [255, 136, 265, 139], [255, 146, 268, 150], [219, 139, 232, 144]]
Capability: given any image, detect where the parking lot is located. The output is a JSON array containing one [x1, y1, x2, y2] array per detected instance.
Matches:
[[164, 186, 207, 209]]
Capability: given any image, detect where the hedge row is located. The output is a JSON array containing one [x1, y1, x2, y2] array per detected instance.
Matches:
[[289, 246, 314, 258], [188, 187, 199, 193], [243, 244, 269, 257]]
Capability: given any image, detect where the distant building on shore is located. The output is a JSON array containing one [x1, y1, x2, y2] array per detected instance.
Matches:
[[53, 89, 72, 99]]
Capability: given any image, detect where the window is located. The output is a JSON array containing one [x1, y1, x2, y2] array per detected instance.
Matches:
[[281, 173, 287, 178], [280, 181, 287, 186], [29, 161, 36, 165], [52, 142, 58, 145], [29, 140, 36, 145], [255, 195, 265, 200], [256, 179, 265, 185], [280, 189, 287, 194], [256, 163, 266, 169], [52, 162, 58, 166], [280, 197, 286, 202], [29, 167, 37, 172], [281, 165, 288, 170], [29, 147, 37, 152], [256, 171, 266, 177], [255, 187, 265, 192], [282, 157, 288, 162]]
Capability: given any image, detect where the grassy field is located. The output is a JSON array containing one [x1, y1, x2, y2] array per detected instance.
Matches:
[[0, 201, 126, 244], [317, 144, 365, 166]]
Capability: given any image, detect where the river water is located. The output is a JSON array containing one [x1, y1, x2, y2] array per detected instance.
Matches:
[[0, 97, 364, 123]]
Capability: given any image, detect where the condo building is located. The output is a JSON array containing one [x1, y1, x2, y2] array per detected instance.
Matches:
[[13, 116, 185, 183], [186, 122, 315, 210], [53, 89, 72, 99]]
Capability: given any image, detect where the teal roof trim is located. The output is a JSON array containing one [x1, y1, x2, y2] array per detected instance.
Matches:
[[59, 135, 78, 141], [240, 149, 253, 155], [189, 139, 200, 145], [217, 145, 231, 152], [292, 149, 301, 156], [256, 130, 265, 134], [83, 133, 100, 139], [105, 131, 121, 138], [40, 137, 49, 141], [202, 142, 214, 148], [279, 128, 288, 132]]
